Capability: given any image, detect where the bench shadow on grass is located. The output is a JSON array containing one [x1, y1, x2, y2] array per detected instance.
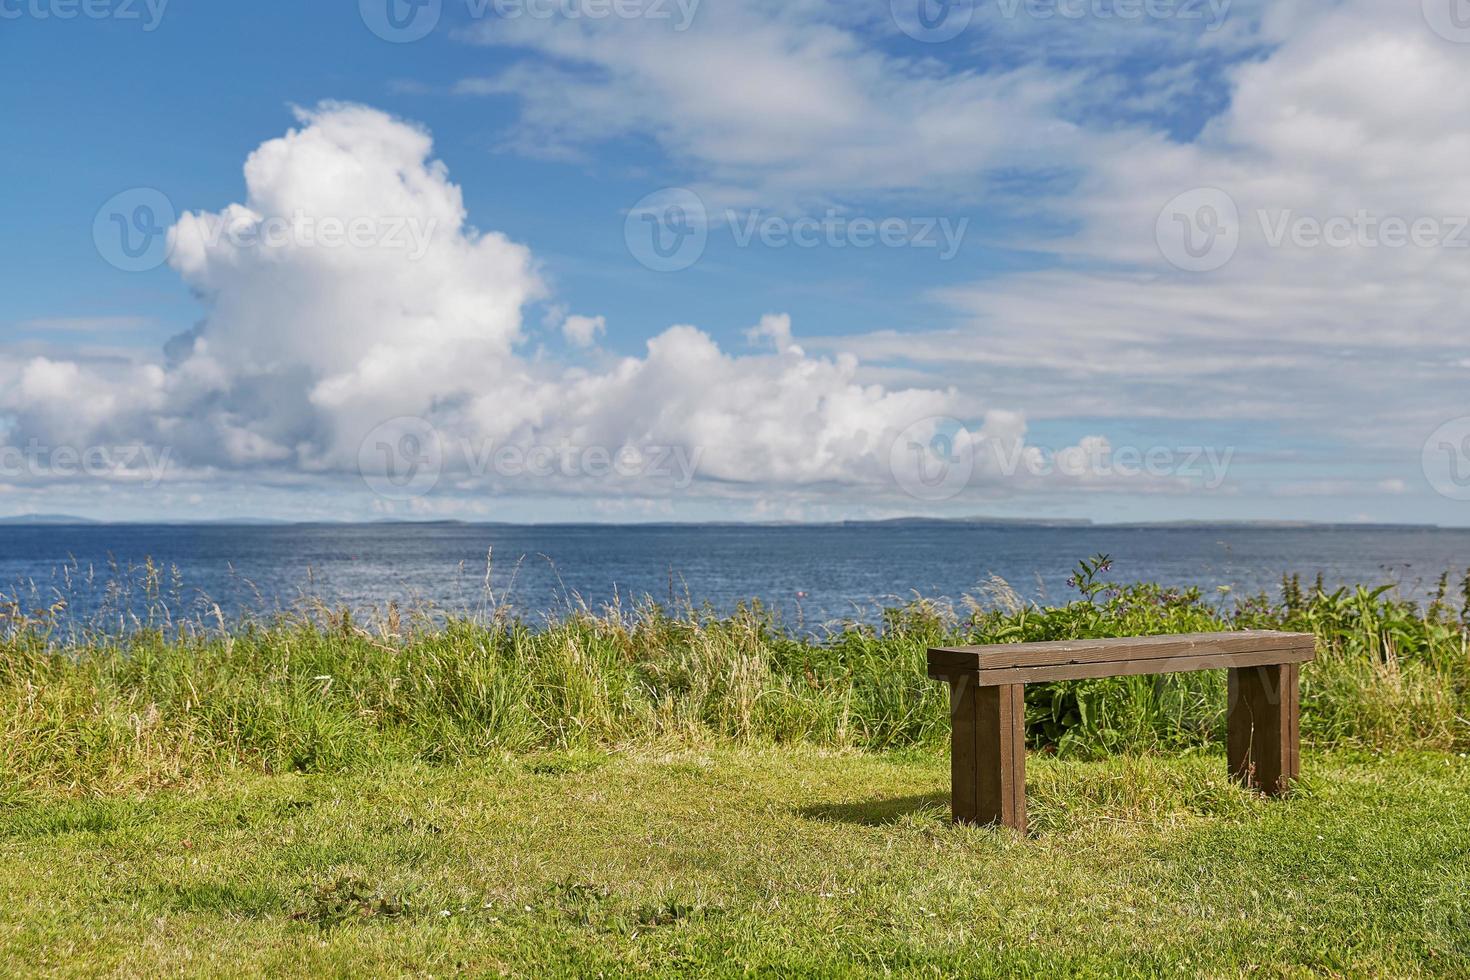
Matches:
[[796, 793, 950, 827]]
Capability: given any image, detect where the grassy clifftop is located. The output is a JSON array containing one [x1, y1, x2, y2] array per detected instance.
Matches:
[[4, 558, 1470, 975]]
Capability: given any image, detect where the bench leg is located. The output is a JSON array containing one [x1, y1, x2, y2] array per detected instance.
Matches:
[[1227, 663, 1300, 796], [949, 676, 1026, 831]]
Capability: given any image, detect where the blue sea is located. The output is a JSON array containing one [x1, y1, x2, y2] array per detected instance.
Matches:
[[2, 522, 1467, 630]]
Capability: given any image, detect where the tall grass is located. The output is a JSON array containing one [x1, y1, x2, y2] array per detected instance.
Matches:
[[2, 556, 1467, 794]]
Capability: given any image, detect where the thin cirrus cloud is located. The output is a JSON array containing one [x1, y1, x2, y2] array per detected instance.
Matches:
[[453, 0, 1470, 487], [452, 1, 1089, 207], [913, 0, 1470, 453]]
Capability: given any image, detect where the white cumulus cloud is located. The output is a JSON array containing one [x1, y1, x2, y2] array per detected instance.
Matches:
[[6, 102, 1114, 511]]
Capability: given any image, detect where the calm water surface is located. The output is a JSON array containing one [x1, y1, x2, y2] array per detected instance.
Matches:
[[2, 523, 1466, 629]]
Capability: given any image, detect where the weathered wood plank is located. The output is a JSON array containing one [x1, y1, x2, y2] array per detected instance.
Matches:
[[1001, 683, 1026, 830], [930, 630, 1314, 672], [1228, 663, 1301, 796], [929, 645, 1315, 687], [950, 679, 1026, 830], [950, 672, 979, 822]]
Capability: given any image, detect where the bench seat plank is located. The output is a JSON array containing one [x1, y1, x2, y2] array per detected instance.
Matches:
[[928, 644, 1315, 686], [930, 630, 1314, 674]]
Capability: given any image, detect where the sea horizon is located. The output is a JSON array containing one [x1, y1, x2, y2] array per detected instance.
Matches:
[[0, 513, 1459, 530], [6, 521, 1467, 630]]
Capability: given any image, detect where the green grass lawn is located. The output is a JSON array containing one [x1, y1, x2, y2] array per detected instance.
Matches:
[[4, 747, 1468, 978]]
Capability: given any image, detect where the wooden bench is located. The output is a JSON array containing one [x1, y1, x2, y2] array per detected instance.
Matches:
[[927, 630, 1315, 832]]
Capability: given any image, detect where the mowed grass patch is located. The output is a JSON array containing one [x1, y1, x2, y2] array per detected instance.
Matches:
[[2, 747, 1467, 977]]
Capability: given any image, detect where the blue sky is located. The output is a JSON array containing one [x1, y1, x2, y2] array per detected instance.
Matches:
[[3, 2, 1028, 360], [3, 0, 1469, 524]]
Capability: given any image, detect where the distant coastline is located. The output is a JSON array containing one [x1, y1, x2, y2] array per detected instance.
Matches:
[[0, 514, 1449, 531]]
